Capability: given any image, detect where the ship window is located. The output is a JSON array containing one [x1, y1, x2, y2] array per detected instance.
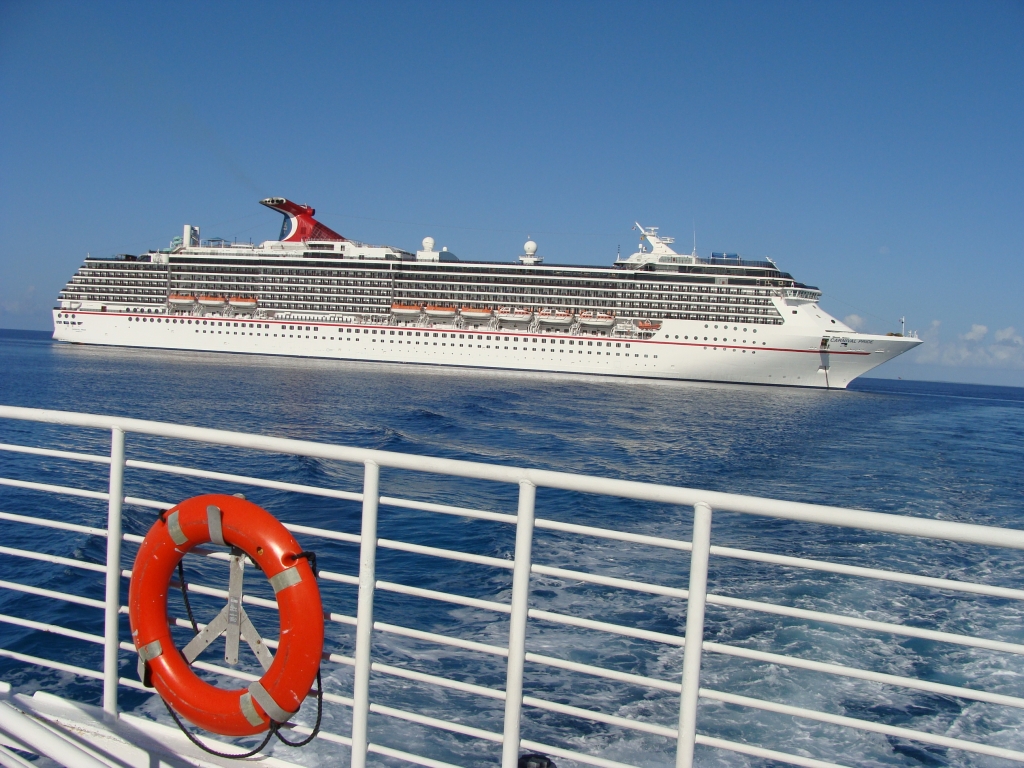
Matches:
[[459, 334, 465, 338], [486, 336, 491, 340], [433, 333, 438, 337], [587, 341, 593, 346], [514, 337, 519, 342], [616, 343, 620, 347], [560, 340, 565, 344], [390, 331, 395, 335], [753, 329, 757, 332], [416, 332, 421, 336], [372, 330, 376, 334]]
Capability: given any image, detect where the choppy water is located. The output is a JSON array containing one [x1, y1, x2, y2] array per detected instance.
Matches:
[[1, 329, 1023, 767]]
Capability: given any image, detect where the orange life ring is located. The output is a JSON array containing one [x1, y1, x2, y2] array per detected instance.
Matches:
[[129, 494, 324, 736]]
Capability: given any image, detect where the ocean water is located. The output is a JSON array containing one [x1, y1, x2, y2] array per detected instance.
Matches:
[[1, 328, 1023, 767]]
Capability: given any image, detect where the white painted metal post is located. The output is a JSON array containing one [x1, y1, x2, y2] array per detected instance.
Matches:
[[102, 427, 125, 718], [501, 480, 537, 768], [350, 461, 380, 768], [676, 501, 713, 768]]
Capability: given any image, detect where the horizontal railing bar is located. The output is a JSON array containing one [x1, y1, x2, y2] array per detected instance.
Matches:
[[531, 564, 689, 599], [280, 723, 353, 747], [524, 652, 681, 693], [376, 580, 511, 614], [0, 545, 106, 573], [123, 497, 173, 510], [694, 734, 850, 768], [328, 611, 358, 626], [522, 695, 677, 738], [527, 608, 686, 646], [118, 676, 148, 692], [378, 538, 513, 570], [699, 688, 1024, 762], [0, 511, 106, 537], [707, 593, 1024, 655], [368, 742, 466, 768], [0, 442, 110, 464], [710, 544, 1024, 601], [0, 613, 103, 646], [5, 405, 1024, 549], [282, 522, 360, 545], [703, 641, 1024, 710], [319, 570, 359, 586], [167, 579, 278, 610], [0, 476, 107, 502], [0, 579, 105, 609], [0, 649, 102, 681], [520, 739, 643, 768], [371, 702, 503, 743], [535, 517, 694, 552], [372, 662, 506, 701], [380, 495, 517, 524], [374, 621, 509, 657], [126, 459, 364, 503]]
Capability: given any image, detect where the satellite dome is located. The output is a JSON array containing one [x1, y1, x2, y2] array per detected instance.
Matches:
[[524, 240, 538, 256], [422, 237, 435, 252]]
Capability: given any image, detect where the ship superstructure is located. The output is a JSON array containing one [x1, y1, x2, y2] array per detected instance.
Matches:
[[53, 198, 921, 388]]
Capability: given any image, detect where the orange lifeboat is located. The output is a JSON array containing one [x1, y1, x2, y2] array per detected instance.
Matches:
[[424, 305, 457, 319], [391, 303, 423, 318]]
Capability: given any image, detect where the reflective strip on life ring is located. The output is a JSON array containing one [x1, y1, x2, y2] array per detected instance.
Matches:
[[128, 494, 324, 737]]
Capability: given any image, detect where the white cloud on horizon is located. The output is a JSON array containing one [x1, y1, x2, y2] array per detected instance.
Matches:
[[915, 320, 1024, 369], [0, 285, 37, 316], [961, 324, 988, 341]]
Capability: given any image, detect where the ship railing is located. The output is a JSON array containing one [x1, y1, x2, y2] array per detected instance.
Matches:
[[0, 405, 1022, 768]]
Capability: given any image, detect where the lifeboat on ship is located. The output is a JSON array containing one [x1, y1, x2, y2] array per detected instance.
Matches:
[[460, 306, 493, 321], [497, 307, 533, 324], [198, 296, 227, 308], [391, 303, 423, 318], [636, 320, 662, 331], [167, 294, 196, 307], [228, 296, 257, 311], [424, 305, 457, 319], [537, 308, 574, 326], [579, 311, 615, 328]]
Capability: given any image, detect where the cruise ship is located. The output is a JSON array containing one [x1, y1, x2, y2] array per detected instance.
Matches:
[[52, 198, 921, 388]]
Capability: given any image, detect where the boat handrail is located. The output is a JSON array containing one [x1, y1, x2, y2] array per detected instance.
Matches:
[[0, 404, 1022, 767]]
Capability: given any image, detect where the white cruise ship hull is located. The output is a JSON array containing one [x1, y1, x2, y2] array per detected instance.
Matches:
[[52, 310, 920, 389]]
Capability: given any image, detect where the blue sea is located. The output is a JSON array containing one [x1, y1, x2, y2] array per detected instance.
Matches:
[[1, 328, 1023, 767]]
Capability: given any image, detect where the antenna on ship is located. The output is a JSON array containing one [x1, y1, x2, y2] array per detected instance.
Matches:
[[692, 221, 697, 258], [900, 316, 906, 336]]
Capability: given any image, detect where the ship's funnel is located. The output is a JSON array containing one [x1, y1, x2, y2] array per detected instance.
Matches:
[[260, 197, 346, 242]]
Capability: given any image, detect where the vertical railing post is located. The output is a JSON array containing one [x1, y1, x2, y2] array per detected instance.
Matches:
[[350, 460, 380, 768], [102, 427, 125, 718], [676, 501, 713, 768], [501, 480, 537, 768]]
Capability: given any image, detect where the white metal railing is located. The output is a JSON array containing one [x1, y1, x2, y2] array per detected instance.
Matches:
[[0, 404, 1022, 767]]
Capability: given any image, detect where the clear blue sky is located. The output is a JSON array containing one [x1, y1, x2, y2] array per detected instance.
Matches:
[[2, 1, 1022, 384]]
